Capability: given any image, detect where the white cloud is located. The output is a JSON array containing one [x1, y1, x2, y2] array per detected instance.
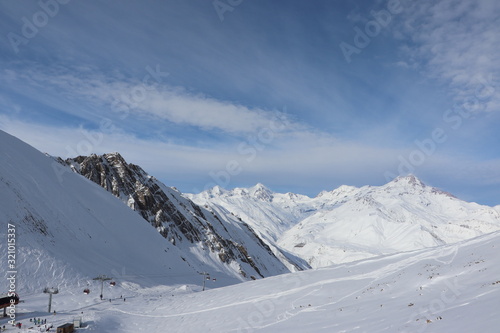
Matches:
[[1, 66, 297, 135], [401, 0, 500, 107], [397, 0, 500, 112], [144, 90, 279, 133]]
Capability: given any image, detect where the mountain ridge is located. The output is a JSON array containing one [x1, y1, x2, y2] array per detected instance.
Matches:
[[60, 152, 306, 278], [189, 175, 500, 268], [0, 130, 203, 294]]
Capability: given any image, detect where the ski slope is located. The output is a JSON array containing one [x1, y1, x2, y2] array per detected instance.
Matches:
[[0, 129, 240, 295], [4, 231, 500, 332]]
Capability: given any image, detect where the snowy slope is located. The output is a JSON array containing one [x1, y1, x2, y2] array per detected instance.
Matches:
[[7, 230, 500, 332], [187, 183, 361, 243], [190, 176, 500, 269], [0, 129, 229, 296], [187, 184, 311, 242], [186, 184, 313, 271]]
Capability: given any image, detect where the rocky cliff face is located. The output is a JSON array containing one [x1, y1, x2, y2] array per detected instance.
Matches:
[[60, 153, 290, 280]]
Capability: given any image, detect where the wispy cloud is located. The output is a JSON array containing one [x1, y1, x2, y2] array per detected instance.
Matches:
[[396, 0, 500, 111], [1, 65, 299, 136]]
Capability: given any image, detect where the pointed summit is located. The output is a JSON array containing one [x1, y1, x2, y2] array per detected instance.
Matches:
[[251, 183, 269, 191], [390, 174, 426, 187], [382, 174, 459, 199], [103, 152, 124, 159], [249, 183, 274, 202]]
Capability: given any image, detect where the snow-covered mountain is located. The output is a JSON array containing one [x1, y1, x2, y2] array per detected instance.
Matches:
[[2, 129, 500, 332], [187, 184, 312, 242], [0, 130, 200, 294], [59, 153, 297, 279], [189, 176, 500, 268]]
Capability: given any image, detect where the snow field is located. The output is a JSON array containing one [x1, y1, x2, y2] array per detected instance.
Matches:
[[4, 231, 500, 332]]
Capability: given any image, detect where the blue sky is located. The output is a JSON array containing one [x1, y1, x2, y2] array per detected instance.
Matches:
[[0, 0, 499, 205]]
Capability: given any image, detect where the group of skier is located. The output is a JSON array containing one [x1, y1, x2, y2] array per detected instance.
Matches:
[[31, 317, 47, 325]]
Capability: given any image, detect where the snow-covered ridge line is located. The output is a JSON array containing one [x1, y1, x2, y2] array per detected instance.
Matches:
[[189, 175, 500, 268]]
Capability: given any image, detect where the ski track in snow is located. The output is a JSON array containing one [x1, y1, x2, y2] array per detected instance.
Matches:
[[4, 227, 500, 332], [12, 232, 498, 332], [87, 241, 473, 330]]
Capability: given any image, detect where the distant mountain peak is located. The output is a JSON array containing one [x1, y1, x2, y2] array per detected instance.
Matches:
[[331, 184, 359, 195], [392, 174, 426, 187], [316, 184, 359, 199], [102, 152, 130, 166], [210, 185, 227, 197], [249, 183, 274, 202], [383, 175, 429, 193], [103, 151, 121, 157], [250, 183, 272, 193]]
